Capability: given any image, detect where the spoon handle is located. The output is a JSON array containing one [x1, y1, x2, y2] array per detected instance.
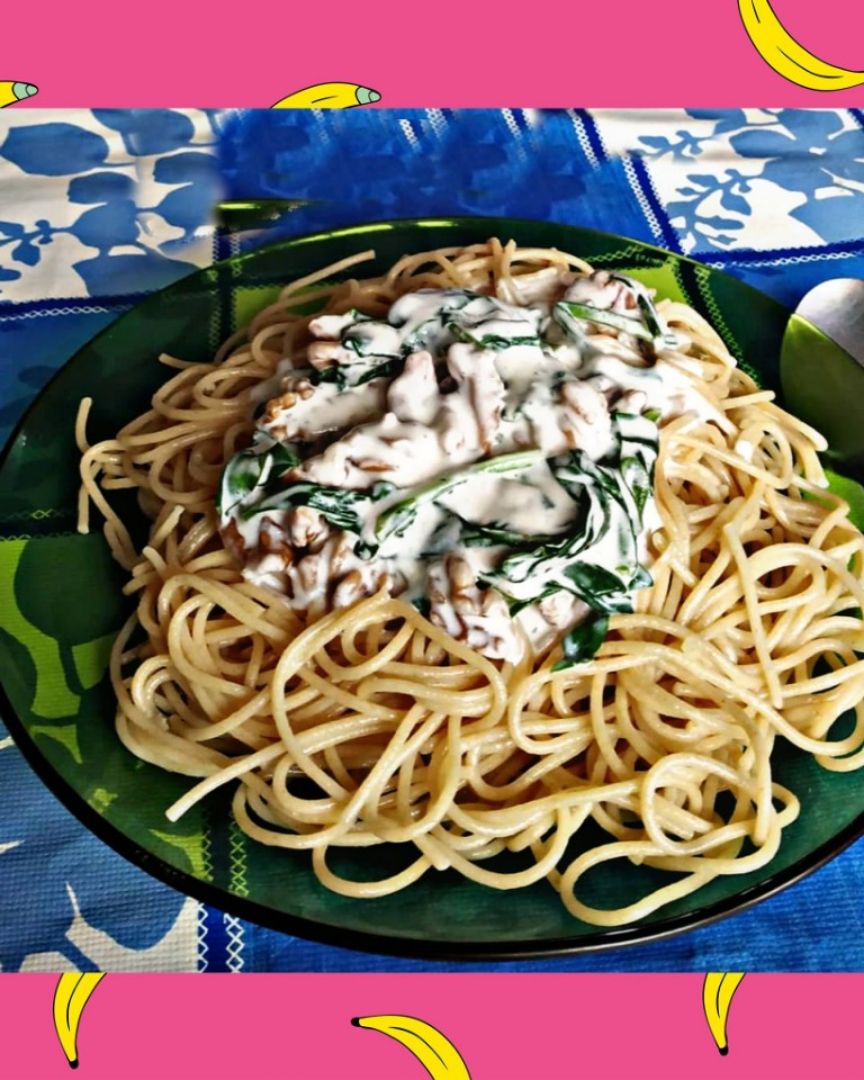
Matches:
[[215, 198, 317, 230]]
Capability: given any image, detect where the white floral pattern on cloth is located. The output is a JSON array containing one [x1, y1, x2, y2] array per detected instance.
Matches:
[[0, 109, 226, 972], [0, 731, 200, 971], [591, 108, 864, 254], [0, 109, 224, 302]]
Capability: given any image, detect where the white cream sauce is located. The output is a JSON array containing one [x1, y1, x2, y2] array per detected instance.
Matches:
[[220, 268, 726, 663]]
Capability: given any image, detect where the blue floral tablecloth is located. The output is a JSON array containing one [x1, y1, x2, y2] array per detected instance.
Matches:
[[1, 108, 863, 973]]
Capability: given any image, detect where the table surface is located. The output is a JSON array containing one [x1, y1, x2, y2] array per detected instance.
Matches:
[[1, 107, 863, 972]]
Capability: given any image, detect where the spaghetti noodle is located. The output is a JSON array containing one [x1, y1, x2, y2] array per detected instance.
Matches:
[[78, 240, 864, 925]]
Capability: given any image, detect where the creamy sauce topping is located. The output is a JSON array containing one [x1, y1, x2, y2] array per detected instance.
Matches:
[[218, 268, 724, 664]]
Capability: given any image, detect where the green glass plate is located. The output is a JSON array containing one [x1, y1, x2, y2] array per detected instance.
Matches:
[[1, 217, 862, 961]]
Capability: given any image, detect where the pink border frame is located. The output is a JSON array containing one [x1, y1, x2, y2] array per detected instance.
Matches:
[[1, 974, 860, 1078], [2, 1, 864, 108], [1, 2, 863, 1075]]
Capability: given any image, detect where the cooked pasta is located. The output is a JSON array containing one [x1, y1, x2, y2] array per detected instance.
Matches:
[[77, 239, 864, 925]]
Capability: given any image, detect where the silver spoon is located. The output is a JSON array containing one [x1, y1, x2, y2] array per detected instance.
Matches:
[[780, 278, 864, 469]]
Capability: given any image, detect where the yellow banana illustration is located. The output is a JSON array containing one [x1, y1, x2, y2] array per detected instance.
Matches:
[[273, 82, 380, 108], [702, 972, 746, 1056], [739, 0, 864, 90], [53, 973, 106, 1069], [352, 1014, 471, 1080], [0, 81, 38, 107]]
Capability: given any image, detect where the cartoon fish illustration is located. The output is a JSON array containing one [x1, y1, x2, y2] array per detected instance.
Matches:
[[273, 82, 380, 108], [0, 81, 38, 107]]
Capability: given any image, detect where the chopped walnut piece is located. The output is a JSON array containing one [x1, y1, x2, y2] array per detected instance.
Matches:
[[221, 518, 246, 562], [445, 344, 506, 455], [427, 555, 522, 663], [386, 351, 440, 424], [565, 270, 639, 314], [308, 341, 344, 370], [286, 506, 329, 549], [558, 380, 612, 452], [332, 569, 366, 608]]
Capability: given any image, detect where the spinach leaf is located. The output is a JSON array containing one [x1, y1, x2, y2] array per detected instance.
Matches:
[[396, 289, 474, 351], [563, 562, 636, 613], [552, 612, 610, 671], [480, 413, 659, 663], [340, 316, 391, 358], [303, 311, 405, 390], [621, 455, 652, 516], [375, 450, 544, 543], [216, 439, 300, 517], [607, 274, 680, 351], [420, 517, 463, 558], [490, 480, 601, 586], [340, 308, 374, 325], [457, 517, 559, 549], [630, 565, 653, 591], [450, 324, 541, 350], [555, 277, 679, 354], [371, 481, 396, 502], [635, 292, 680, 351], [314, 357, 402, 391], [240, 482, 369, 535], [555, 300, 653, 344], [495, 582, 565, 617]]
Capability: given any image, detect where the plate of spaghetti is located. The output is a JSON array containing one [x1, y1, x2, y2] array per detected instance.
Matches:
[[1, 217, 863, 959]]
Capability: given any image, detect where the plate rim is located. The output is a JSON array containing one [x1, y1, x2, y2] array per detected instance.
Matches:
[[1, 214, 862, 963]]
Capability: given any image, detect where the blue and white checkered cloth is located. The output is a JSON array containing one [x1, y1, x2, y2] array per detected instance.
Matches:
[[1, 108, 863, 972]]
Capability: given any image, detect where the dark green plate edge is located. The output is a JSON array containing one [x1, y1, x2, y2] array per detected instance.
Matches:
[[0, 215, 861, 963]]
